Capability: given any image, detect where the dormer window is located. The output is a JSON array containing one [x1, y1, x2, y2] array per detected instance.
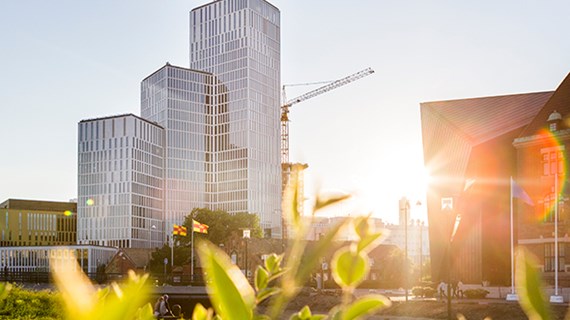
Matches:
[[550, 122, 558, 132], [547, 110, 562, 132]]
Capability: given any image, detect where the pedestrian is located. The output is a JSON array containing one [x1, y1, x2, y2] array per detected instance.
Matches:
[[153, 296, 163, 318], [457, 280, 465, 298], [159, 294, 174, 317], [438, 281, 447, 300]]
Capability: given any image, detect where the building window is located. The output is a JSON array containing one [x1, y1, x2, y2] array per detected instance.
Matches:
[[544, 243, 565, 272]]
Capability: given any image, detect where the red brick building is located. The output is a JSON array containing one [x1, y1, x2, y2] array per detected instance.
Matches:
[[421, 72, 570, 285], [514, 73, 570, 286]]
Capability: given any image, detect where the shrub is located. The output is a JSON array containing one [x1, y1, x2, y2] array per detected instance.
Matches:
[[0, 284, 62, 319], [463, 288, 490, 299], [423, 287, 436, 298], [411, 287, 424, 297]]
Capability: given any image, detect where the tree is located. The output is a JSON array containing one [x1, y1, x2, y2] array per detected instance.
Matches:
[[148, 244, 191, 274], [179, 208, 263, 246]]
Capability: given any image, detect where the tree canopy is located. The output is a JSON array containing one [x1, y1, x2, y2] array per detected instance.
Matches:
[[179, 208, 263, 246]]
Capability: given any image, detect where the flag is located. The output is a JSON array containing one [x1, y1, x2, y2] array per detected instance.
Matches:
[[173, 224, 187, 236], [512, 178, 534, 206], [192, 219, 209, 234]]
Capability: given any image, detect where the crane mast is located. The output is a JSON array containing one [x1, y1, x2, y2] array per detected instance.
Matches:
[[280, 67, 374, 164]]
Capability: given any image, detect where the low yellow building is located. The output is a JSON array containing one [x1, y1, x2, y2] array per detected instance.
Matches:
[[0, 199, 77, 247]]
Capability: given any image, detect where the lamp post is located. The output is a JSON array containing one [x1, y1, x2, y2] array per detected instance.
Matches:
[[419, 220, 425, 283], [402, 198, 422, 302], [149, 224, 156, 248], [441, 197, 460, 320]]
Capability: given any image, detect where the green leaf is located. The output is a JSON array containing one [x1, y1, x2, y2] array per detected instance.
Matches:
[[0, 282, 11, 301], [516, 247, 551, 320], [341, 295, 391, 320], [198, 241, 255, 320], [331, 247, 369, 288], [289, 306, 315, 320], [296, 218, 350, 284], [314, 193, 351, 212], [268, 269, 288, 283], [256, 287, 281, 303], [255, 266, 269, 291], [192, 303, 214, 320], [283, 166, 302, 230], [356, 232, 384, 253], [265, 253, 283, 274]]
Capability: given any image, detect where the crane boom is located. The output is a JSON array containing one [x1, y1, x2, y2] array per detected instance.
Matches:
[[280, 67, 374, 164]]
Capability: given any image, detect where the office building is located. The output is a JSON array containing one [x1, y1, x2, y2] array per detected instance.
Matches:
[[141, 65, 216, 234], [188, 0, 282, 236], [0, 199, 77, 247], [77, 114, 164, 248]]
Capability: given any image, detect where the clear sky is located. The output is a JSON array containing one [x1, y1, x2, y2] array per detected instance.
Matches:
[[1, 0, 569, 224]]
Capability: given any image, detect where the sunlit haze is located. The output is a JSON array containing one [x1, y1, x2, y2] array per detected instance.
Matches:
[[1, 0, 569, 224]]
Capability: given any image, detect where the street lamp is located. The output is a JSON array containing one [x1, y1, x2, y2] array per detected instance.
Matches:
[[402, 198, 422, 302], [149, 224, 156, 248], [442, 197, 461, 320]]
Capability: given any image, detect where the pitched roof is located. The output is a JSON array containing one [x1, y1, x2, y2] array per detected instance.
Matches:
[[420, 91, 553, 194], [518, 72, 570, 137], [421, 91, 553, 145]]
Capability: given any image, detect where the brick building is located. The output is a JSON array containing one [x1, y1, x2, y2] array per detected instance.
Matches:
[[421, 72, 570, 285]]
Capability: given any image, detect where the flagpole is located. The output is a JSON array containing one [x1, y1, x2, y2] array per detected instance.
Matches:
[[510, 177, 515, 295], [550, 173, 562, 302], [171, 224, 174, 270], [191, 226, 195, 282], [506, 177, 518, 301], [555, 173, 559, 296]]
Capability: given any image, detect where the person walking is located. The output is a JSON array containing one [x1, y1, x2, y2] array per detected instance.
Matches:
[[159, 294, 173, 318]]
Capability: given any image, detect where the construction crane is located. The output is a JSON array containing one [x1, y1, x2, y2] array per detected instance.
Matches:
[[280, 67, 375, 164], [279, 67, 374, 240]]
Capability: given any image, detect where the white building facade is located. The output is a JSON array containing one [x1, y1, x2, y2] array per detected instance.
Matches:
[[189, 0, 282, 236], [77, 114, 164, 248]]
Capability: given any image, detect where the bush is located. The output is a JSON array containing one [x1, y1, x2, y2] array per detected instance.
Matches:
[[411, 287, 424, 297], [464, 288, 490, 299], [411, 287, 435, 298], [423, 287, 436, 298], [0, 284, 62, 319]]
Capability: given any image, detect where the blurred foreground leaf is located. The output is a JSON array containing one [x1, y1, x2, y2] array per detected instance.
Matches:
[[340, 295, 391, 320], [516, 247, 551, 320], [198, 241, 255, 320]]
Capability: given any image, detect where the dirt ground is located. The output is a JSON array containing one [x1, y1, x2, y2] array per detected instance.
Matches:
[[286, 291, 570, 319], [373, 301, 569, 320]]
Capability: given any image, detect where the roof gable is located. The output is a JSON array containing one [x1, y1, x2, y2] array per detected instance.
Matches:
[[519, 73, 570, 137]]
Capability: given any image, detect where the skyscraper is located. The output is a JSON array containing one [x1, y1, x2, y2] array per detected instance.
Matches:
[[77, 114, 164, 248], [188, 0, 282, 236], [78, 0, 283, 248], [141, 65, 218, 234]]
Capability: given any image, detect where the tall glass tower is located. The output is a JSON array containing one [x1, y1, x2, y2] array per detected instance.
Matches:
[[141, 65, 217, 234], [189, 0, 282, 236]]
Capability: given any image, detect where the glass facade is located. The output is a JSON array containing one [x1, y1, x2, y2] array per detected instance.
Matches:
[[189, 0, 282, 236], [141, 66, 213, 235], [77, 114, 164, 248]]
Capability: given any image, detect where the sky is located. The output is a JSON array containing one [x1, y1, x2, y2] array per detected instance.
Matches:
[[1, 0, 569, 224]]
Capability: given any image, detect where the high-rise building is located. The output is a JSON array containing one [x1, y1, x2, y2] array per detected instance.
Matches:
[[141, 65, 217, 233], [77, 114, 164, 248], [188, 0, 282, 236], [78, 0, 283, 247]]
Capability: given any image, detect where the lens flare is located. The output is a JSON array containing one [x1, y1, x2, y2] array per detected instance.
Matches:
[[534, 129, 567, 222], [64, 210, 73, 216], [86, 199, 95, 206]]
